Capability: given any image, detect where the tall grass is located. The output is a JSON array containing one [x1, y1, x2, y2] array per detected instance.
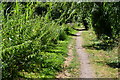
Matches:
[[2, 2, 70, 79]]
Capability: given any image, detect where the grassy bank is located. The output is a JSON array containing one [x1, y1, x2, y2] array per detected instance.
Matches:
[[81, 29, 119, 78]]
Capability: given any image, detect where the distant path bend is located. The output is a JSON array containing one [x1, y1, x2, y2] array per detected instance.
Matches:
[[75, 31, 95, 78]]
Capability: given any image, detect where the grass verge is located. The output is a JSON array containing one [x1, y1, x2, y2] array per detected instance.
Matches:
[[67, 38, 80, 78], [64, 24, 80, 78], [81, 29, 119, 78], [56, 24, 81, 78]]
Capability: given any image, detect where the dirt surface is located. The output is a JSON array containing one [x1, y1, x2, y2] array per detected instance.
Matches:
[[57, 30, 95, 78], [75, 31, 95, 78]]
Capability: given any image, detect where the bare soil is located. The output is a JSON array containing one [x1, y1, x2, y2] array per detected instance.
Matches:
[[76, 31, 95, 78]]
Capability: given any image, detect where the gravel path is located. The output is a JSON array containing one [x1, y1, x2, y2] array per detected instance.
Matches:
[[75, 31, 95, 78]]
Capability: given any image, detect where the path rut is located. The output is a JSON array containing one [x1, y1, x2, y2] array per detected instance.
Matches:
[[75, 31, 95, 78]]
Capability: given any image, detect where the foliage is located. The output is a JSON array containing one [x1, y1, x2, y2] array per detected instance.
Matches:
[[72, 2, 120, 48], [1, 2, 120, 79], [82, 30, 119, 78], [1, 2, 70, 79]]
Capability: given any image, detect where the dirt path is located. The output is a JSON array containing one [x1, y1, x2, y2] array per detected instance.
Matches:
[[75, 31, 95, 78], [57, 29, 95, 78]]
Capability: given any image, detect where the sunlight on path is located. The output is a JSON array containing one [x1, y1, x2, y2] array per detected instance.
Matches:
[[75, 31, 95, 78]]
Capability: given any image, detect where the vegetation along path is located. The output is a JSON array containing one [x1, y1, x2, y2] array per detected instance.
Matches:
[[75, 30, 95, 78]]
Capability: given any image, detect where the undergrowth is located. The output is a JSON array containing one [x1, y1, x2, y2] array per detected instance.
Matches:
[[1, 2, 77, 79], [81, 29, 119, 78], [18, 40, 69, 78]]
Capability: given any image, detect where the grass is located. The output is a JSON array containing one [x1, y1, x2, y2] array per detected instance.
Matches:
[[67, 38, 80, 78], [81, 29, 119, 78], [65, 25, 80, 78], [56, 24, 81, 78], [18, 39, 70, 78]]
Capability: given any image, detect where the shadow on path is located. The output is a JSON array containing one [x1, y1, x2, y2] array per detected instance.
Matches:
[[68, 28, 87, 36], [68, 33, 80, 36], [72, 27, 87, 31]]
